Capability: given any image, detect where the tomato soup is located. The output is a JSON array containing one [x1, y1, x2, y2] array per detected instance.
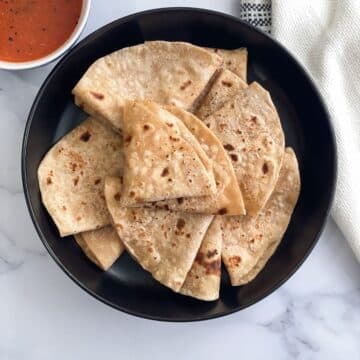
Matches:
[[0, 0, 83, 62]]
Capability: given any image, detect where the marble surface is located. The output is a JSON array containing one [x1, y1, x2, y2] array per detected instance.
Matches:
[[1, 1, 359, 359]]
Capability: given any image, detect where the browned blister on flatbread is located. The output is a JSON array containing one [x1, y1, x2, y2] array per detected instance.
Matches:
[[205, 47, 248, 82], [38, 118, 123, 237], [195, 69, 248, 120], [119, 100, 217, 206], [105, 176, 213, 291], [180, 216, 222, 301], [222, 148, 300, 286], [135, 105, 246, 215], [73, 41, 223, 130], [199, 82, 285, 215]]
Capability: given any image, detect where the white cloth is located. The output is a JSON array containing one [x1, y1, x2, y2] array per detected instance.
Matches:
[[272, 0, 360, 261]]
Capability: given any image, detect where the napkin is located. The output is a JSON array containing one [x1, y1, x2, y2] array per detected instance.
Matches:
[[241, 0, 360, 262], [272, 0, 360, 262]]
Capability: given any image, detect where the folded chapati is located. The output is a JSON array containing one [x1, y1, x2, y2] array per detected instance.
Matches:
[[38, 118, 123, 237], [222, 148, 300, 286], [195, 69, 248, 120], [152, 106, 245, 215], [119, 100, 216, 205], [105, 176, 213, 291], [180, 216, 222, 301], [73, 41, 223, 130], [205, 47, 248, 82], [199, 82, 285, 215], [75, 226, 125, 271], [37, 39, 303, 299]]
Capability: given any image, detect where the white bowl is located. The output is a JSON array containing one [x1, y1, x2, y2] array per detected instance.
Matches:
[[0, 0, 91, 70]]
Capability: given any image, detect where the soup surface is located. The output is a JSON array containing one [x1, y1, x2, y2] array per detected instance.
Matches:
[[0, 0, 82, 62]]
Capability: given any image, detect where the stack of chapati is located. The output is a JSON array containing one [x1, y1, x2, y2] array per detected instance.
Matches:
[[38, 41, 300, 301]]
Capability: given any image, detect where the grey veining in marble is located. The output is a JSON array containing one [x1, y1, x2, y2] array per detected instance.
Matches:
[[1, 1, 359, 359]]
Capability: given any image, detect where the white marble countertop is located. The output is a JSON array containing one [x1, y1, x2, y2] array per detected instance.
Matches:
[[1, 1, 359, 359]]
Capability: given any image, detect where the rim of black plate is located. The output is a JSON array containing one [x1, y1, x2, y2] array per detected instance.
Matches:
[[21, 7, 337, 322]]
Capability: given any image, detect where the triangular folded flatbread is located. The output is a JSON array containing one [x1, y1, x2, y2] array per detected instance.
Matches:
[[38, 118, 123, 237], [222, 148, 300, 286], [198, 82, 285, 215], [205, 47, 248, 82], [75, 226, 125, 271], [195, 69, 248, 120], [73, 41, 223, 130], [180, 216, 222, 301], [119, 100, 216, 205], [105, 177, 214, 292], [152, 106, 245, 215]]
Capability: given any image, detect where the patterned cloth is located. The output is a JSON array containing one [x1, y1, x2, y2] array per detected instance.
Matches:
[[240, 0, 272, 33]]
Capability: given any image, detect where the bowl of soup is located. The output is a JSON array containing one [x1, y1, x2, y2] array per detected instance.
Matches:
[[0, 0, 91, 70]]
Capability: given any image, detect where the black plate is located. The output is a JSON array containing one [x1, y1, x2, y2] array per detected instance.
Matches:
[[22, 8, 336, 321]]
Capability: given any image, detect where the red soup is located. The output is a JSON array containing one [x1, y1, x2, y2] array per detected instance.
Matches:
[[0, 0, 83, 62]]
